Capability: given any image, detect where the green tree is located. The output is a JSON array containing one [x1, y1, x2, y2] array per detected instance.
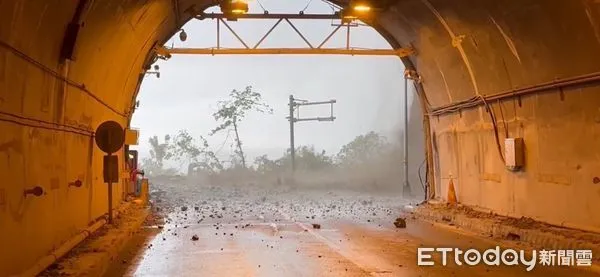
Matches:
[[169, 130, 224, 175], [254, 146, 333, 173], [254, 154, 280, 175], [210, 86, 272, 169], [147, 134, 173, 169], [170, 130, 201, 165], [291, 146, 333, 171], [336, 131, 390, 166], [196, 135, 224, 173]]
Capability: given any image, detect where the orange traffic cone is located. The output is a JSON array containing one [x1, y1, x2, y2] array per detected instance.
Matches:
[[447, 179, 458, 205]]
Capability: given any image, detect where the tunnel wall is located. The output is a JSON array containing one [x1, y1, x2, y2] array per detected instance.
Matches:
[[407, 85, 427, 197], [0, 0, 175, 275], [380, 0, 600, 231]]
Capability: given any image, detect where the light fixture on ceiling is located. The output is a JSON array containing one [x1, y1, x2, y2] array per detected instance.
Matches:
[[350, 0, 371, 12], [341, 0, 372, 23], [220, 0, 249, 16]]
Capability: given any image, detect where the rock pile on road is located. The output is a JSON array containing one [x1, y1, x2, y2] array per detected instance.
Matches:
[[148, 182, 414, 246]]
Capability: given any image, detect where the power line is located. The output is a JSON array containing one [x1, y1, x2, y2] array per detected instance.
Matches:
[[321, 0, 341, 11], [0, 40, 127, 118], [0, 110, 94, 135], [302, 0, 314, 12], [256, 0, 267, 12], [0, 117, 93, 137], [213, 130, 233, 155]]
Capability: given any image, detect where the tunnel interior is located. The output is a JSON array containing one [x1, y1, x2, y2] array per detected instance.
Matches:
[[1, 0, 600, 275]]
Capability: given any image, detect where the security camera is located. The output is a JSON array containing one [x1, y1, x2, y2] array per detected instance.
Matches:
[[179, 29, 187, 42]]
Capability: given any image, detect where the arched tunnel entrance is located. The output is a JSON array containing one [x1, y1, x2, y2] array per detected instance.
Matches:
[[1, 0, 600, 276], [131, 8, 426, 195]]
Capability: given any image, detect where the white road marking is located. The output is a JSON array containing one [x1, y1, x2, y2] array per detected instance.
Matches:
[[276, 209, 395, 276]]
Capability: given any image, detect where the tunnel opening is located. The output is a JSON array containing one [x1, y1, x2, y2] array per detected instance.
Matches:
[[129, 0, 426, 198], [127, 2, 428, 239]]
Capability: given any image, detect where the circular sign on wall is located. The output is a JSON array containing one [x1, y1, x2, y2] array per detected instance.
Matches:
[[95, 121, 125, 154]]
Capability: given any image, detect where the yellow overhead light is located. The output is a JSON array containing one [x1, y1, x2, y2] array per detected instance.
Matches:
[[231, 8, 247, 14], [350, 0, 372, 12], [353, 5, 371, 12], [340, 1, 373, 23], [220, 0, 249, 15]]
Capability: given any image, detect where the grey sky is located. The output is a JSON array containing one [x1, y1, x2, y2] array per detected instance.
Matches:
[[130, 0, 411, 167]]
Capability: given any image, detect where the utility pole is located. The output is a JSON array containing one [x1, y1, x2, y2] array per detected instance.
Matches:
[[289, 95, 296, 172], [287, 95, 337, 173], [403, 73, 411, 197]]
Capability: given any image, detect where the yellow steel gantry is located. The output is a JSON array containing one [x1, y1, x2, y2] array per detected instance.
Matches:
[[157, 13, 414, 58]]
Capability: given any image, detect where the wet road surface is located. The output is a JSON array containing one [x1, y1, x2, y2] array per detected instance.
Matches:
[[109, 184, 600, 277]]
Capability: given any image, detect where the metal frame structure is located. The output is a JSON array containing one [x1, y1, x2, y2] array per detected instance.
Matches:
[[159, 13, 414, 57], [287, 95, 337, 172]]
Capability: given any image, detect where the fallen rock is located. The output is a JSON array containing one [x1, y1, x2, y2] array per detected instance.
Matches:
[[394, 218, 407, 228], [312, 223, 321, 229], [402, 205, 415, 213], [191, 234, 199, 241], [181, 206, 188, 212], [506, 232, 521, 241]]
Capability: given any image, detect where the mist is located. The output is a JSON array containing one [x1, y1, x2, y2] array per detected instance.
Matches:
[[130, 0, 425, 198]]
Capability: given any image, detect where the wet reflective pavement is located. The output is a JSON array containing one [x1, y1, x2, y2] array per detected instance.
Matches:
[[110, 184, 600, 277]]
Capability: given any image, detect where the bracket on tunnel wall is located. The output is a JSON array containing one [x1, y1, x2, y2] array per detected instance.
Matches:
[[60, 0, 90, 61], [60, 23, 81, 61], [23, 186, 44, 197], [404, 69, 422, 84]]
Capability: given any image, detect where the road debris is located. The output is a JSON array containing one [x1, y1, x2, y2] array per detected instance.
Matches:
[[394, 217, 406, 228]]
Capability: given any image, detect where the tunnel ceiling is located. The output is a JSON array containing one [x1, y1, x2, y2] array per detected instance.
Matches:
[[2, 0, 599, 124]]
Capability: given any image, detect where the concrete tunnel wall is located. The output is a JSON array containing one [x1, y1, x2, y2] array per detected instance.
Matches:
[[0, 0, 599, 275], [376, 0, 600, 232], [0, 0, 176, 275]]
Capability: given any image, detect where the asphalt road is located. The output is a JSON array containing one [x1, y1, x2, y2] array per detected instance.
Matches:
[[108, 184, 600, 277]]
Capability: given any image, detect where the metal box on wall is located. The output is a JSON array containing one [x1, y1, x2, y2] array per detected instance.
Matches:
[[125, 128, 139, 145], [505, 138, 524, 171]]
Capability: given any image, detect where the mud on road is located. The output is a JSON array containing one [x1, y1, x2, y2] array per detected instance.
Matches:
[[110, 181, 600, 277], [148, 181, 413, 228]]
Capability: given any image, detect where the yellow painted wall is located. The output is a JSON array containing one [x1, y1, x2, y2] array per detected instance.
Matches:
[[379, 0, 600, 231], [0, 0, 173, 275]]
